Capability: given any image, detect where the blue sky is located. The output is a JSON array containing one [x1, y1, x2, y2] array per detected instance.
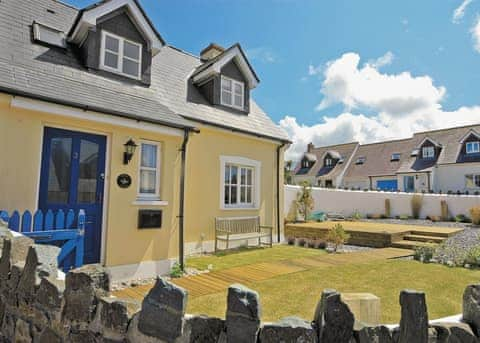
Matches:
[[65, 0, 480, 159]]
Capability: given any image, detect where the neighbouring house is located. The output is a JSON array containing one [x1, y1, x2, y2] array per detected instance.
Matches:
[[294, 124, 480, 193], [293, 142, 359, 187], [0, 0, 289, 281]]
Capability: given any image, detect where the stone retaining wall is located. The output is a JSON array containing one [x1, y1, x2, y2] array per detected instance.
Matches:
[[1, 235, 480, 342]]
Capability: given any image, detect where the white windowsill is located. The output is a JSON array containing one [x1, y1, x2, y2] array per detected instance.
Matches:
[[221, 206, 259, 211], [132, 200, 169, 206]]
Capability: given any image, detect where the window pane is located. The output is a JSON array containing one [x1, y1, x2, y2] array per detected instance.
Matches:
[[466, 175, 474, 187], [240, 186, 246, 203], [247, 169, 253, 186], [476, 175, 480, 187], [105, 35, 119, 52], [104, 51, 118, 68], [234, 83, 242, 95], [240, 168, 246, 185], [224, 186, 230, 204], [225, 165, 231, 183], [124, 41, 140, 60], [140, 170, 156, 194], [141, 144, 157, 168], [234, 94, 243, 107], [230, 166, 238, 184], [231, 186, 237, 204], [47, 137, 72, 203], [222, 78, 232, 91], [221, 91, 232, 105], [246, 187, 252, 203], [77, 140, 99, 203], [122, 58, 139, 77]]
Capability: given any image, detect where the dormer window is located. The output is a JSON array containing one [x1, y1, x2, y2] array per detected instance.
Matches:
[[325, 158, 334, 167], [355, 157, 366, 165], [422, 146, 435, 159], [221, 76, 244, 110], [467, 141, 480, 154], [100, 31, 142, 80], [391, 153, 401, 161]]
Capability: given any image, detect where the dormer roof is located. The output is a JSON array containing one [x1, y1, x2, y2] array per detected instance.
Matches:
[[68, 0, 165, 55], [191, 44, 260, 89], [459, 129, 480, 143], [416, 136, 442, 149]]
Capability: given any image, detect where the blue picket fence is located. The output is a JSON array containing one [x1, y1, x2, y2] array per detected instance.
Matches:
[[0, 209, 85, 271]]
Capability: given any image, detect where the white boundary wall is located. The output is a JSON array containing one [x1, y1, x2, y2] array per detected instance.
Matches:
[[285, 185, 480, 219]]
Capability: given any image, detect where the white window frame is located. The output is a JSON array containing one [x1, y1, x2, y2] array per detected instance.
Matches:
[[100, 30, 142, 80], [137, 140, 161, 200], [466, 141, 480, 154], [466, 174, 480, 188], [422, 146, 435, 159], [220, 75, 245, 110], [220, 156, 261, 210], [391, 153, 401, 161], [325, 158, 333, 167]]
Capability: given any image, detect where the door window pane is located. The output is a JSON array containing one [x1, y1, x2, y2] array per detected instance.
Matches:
[[47, 137, 72, 203], [140, 170, 156, 194], [77, 140, 99, 203]]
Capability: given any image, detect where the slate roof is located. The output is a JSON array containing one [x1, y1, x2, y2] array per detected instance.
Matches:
[[345, 138, 414, 178], [0, 0, 288, 141], [294, 142, 359, 179]]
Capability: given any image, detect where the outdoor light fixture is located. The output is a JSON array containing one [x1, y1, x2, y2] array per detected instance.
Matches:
[[123, 138, 138, 165]]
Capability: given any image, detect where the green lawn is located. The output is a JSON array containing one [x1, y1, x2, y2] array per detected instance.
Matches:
[[187, 257, 480, 323], [186, 245, 326, 271]]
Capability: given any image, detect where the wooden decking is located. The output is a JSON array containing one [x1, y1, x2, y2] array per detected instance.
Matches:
[[285, 221, 462, 248], [112, 247, 413, 302]]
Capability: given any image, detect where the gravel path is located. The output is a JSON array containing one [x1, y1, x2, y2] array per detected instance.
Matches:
[[360, 218, 471, 229], [434, 227, 480, 264]]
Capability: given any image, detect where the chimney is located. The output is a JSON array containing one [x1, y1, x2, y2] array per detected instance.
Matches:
[[307, 142, 314, 153], [200, 43, 225, 62]]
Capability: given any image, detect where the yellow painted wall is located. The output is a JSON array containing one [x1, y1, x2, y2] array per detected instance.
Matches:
[[0, 93, 284, 268]]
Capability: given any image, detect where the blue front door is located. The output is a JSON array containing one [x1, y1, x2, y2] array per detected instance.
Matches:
[[39, 127, 106, 264]]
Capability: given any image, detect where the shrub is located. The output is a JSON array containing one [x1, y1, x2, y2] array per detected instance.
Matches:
[[469, 206, 480, 225], [399, 214, 409, 220], [315, 240, 327, 249], [296, 181, 314, 221], [351, 210, 362, 221], [307, 240, 316, 248], [413, 246, 435, 263], [465, 246, 480, 266], [440, 200, 449, 221], [455, 214, 471, 223], [287, 236, 296, 245], [385, 199, 391, 218], [326, 224, 350, 252], [297, 237, 307, 247], [170, 262, 183, 278], [411, 194, 423, 219]]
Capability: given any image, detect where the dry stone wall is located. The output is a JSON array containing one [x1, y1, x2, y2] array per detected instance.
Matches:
[[0, 235, 480, 342]]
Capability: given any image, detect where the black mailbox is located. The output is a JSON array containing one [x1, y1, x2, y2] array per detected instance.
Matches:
[[138, 210, 162, 229]]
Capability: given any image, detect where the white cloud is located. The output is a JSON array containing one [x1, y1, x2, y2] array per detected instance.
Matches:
[[453, 0, 474, 23], [471, 16, 480, 52], [308, 64, 323, 76], [246, 47, 276, 63], [282, 52, 480, 161], [367, 51, 394, 69]]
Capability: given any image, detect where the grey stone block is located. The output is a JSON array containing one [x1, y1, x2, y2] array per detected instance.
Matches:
[[259, 316, 317, 343], [183, 314, 225, 343], [226, 284, 262, 343], [398, 290, 428, 343], [127, 312, 168, 343], [1, 311, 16, 341], [356, 325, 393, 343], [138, 277, 187, 342], [463, 284, 480, 336], [432, 322, 478, 343], [68, 330, 99, 343], [62, 265, 109, 330], [314, 289, 354, 343], [38, 327, 63, 343]]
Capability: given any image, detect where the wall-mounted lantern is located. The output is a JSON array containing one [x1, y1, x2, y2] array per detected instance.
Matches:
[[123, 139, 138, 165]]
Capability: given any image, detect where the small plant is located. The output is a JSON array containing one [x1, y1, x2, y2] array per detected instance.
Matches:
[[469, 206, 480, 225], [385, 199, 391, 218], [399, 214, 409, 220], [440, 200, 449, 222], [326, 223, 350, 253], [287, 236, 296, 245], [315, 240, 327, 249], [307, 239, 316, 248], [296, 181, 314, 222], [297, 237, 307, 247], [411, 194, 423, 219], [413, 246, 435, 263], [455, 214, 471, 223], [464, 246, 480, 266], [170, 262, 183, 278], [351, 210, 362, 221]]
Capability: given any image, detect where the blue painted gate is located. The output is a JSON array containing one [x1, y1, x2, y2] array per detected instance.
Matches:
[[39, 127, 106, 265], [376, 179, 398, 191], [0, 209, 85, 271]]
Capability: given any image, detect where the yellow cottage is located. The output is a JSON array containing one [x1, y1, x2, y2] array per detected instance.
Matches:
[[0, 0, 289, 281]]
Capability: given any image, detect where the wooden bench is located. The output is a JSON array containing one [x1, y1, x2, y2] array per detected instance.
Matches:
[[215, 216, 273, 252]]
